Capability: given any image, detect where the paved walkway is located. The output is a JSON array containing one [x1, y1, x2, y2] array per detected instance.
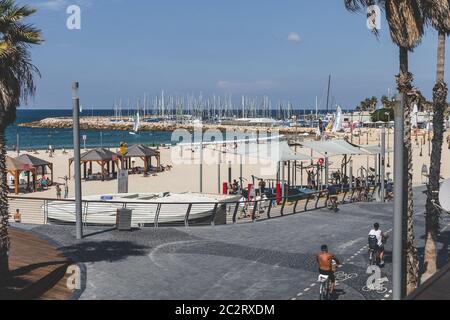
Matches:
[[11, 186, 450, 300]]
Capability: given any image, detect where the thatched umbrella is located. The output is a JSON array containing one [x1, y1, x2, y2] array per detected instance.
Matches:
[[16, 154, 54, 183], [69, 148, 120, 180], [120, 144, 161, 172], [6, 157, 36, 195]]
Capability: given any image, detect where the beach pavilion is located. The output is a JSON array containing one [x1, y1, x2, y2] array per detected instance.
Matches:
[[6, 156, 37, 195], [119, 144, 161, 173], [16, 154, 54, 185], [234, 140, 313, 191], [299, 139, 391, 188], [68, 148, 120, 181]]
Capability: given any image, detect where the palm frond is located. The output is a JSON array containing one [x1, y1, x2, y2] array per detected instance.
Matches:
[[385, 0, 424, 50], [0, 0, 42, 127], [421, 0, 450, 34]]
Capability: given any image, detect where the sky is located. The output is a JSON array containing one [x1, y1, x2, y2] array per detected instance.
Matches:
[[19, 0, 447, 110]]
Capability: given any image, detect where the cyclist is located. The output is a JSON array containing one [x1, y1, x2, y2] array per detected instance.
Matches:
[[327, 185, 339, 211], [316, 245, 342, 294], [368, 223, 386, 266]]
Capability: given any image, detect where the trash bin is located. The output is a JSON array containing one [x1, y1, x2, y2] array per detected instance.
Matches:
[[116, 208, 132, 231]]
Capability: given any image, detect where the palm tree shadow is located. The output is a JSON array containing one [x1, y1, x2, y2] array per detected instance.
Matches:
[[58, 241, 150, 264], [0, 261, 71, 300], [417, 230, 450, 274], [330, 289, 346, 300]]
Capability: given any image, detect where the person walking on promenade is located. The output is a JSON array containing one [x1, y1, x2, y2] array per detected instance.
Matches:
[[258, 179, 266, 196]]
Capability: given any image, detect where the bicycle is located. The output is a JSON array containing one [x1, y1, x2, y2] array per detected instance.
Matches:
[[318, 262, 341, 300], [318, 274, 332, 300], [368, 247, 380, 266], [327, 195, 339, 212]]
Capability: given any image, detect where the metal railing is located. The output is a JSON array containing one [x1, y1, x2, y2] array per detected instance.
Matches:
[[7, 184, 383, 228]]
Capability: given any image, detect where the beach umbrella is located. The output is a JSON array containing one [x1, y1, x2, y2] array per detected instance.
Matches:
[[6, 156, 31, 172]]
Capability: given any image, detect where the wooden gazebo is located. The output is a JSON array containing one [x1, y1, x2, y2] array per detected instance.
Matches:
[[120, 144, 161, 173], [16, 154, 54, 184], [6, 156, 36, 195], [69, 148, 120, 180]]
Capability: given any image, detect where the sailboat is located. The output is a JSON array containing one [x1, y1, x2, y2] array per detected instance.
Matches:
[[316, 125, 322, 137], [411, 104, 419, 129], [129, 112, 140, 135], [332, 106, 343, 133]]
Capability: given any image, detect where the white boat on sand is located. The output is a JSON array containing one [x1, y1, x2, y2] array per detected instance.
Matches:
[[46, 192, 239, 227]]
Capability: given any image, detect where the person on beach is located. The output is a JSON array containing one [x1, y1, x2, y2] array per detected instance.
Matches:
[[64, 183, 69, 199], [40, 177, 47, 190], [14, 209, 22, 223], [447, 135, 450, 150], [56, 184, 62, 199]]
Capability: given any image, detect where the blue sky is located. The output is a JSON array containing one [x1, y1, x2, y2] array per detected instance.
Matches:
[[21, 0, 445, 109]]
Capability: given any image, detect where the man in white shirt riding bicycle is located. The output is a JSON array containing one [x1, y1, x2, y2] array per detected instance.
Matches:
[[368, 223, 386, 267]]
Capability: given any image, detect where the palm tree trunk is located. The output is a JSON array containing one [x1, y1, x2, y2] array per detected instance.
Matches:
[[0, 126, 10, 277], [423, 31, 448, 282], [397, 46, 419, 296]]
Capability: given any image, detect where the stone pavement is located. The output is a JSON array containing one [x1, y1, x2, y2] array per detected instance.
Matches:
[[12, 186, 450, 300]]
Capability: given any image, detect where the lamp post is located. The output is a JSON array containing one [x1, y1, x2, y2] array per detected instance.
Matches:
[[393, 94, 405, 300], [72, 82, 83, 240], [385, 112, 391, 168], [428, 111, 432, 157], [380, 125, 386, 203], [16, 130, 20, 156]]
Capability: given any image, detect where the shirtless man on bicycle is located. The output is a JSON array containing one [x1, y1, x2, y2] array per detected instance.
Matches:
[[316, 245, 342, 294]]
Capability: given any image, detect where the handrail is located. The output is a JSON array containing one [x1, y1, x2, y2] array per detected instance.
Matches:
[[7, 190, 326, 206], [8, 184, 383, 228]]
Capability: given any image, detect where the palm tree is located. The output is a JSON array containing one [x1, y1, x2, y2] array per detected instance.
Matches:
[[0, 0, 42, 277], [344, 0, 423, 295], [421, 0, 450, 283]]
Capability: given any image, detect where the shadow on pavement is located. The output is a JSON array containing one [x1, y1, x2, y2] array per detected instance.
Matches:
[[59, 241, 150, 263]]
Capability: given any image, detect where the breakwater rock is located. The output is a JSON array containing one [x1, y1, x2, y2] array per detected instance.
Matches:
[[19, 117, 317, 135]]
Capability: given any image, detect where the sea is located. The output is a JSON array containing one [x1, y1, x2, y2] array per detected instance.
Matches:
[[6, 108, 335, 151], [6, 109, 174, 151]]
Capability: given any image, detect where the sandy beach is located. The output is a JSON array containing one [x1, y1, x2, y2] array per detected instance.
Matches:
[[7, 128, 450, 199]]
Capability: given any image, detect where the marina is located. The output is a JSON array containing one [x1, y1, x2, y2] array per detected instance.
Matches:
[[1, 0, 450, 304]]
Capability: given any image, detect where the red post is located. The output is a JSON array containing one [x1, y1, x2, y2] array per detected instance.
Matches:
[[223, 182, 228, 195], [276, 183, 282, 204], [248, 184, 253, 201]]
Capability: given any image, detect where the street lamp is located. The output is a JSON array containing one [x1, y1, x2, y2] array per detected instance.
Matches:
[[428, 111, 432, 157], [385, 111, 391, 168]]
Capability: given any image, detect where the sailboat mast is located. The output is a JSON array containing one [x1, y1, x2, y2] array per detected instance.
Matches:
[[315, 96, 318, 119], [326, 74, 331, 115]]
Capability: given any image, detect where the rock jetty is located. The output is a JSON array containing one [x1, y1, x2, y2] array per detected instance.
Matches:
[[19, 117, 317, 135]]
